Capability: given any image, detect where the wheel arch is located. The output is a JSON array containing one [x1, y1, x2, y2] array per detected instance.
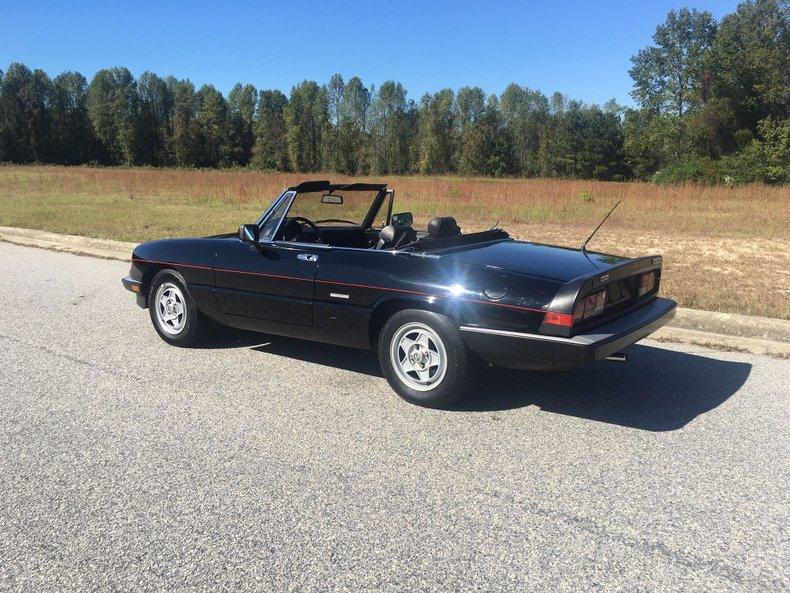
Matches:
[[138, 264, 167, 307], [368, 294, 464, 348]]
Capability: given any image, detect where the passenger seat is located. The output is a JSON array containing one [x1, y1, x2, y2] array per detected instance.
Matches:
[[375, 224, 417, 250]]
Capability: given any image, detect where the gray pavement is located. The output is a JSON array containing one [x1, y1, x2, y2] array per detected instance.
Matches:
[[0, 241, 787, 592]]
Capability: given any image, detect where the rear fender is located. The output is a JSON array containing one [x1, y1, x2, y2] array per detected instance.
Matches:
[[368, 294, 468, 347]]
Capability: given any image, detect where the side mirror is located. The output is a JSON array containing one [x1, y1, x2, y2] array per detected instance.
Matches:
[[391, 212, 413, 226], [238, 224, 260, 243]]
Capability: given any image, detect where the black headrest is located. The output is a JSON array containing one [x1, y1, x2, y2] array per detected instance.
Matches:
[[427, 217, 461, 238], [377, 224, 416, 249], [378, 224, 398, 244]]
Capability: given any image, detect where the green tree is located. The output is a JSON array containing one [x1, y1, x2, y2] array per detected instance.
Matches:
[[194, 84, 227, 167], [0, 63, 53, 163], [707, 0, 789, 132], [416, 89, 454, 174], [623, 108, 674, 179], [455, 86, 486, 173], [28, 68, 54, 162], [331, 77, 371, 173], [326, 73, 344, 127], [87, 67, 139, 165], [500, 84, 549, 176], [285, 80, 328, 172], [457, 92, 511, 177], [166, 77, 198, 167], [339, 76, 370, 132], [686, 96, 737, 158], [0, 67, 4, 160], [252, 89, 289, 170], [721, 116, 789, 183], [137, 72, 172, 166], [369, 81, 415, 174], [226, 83, 257, 166], [548, 101, 624, 179], [50, 71, 93, 164], [550, 91, 566, 115], [630, 8, 717, 118]]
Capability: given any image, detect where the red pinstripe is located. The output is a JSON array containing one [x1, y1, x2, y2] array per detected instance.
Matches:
[[132, 257, 547, 315], [314, 278, 545, 314]]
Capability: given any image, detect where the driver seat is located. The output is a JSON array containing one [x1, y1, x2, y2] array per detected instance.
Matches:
[[375, 224, 416, 250]]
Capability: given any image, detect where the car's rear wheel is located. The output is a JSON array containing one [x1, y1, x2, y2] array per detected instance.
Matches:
[[148, 269, 207, 347], [378, 309, 478, 407]]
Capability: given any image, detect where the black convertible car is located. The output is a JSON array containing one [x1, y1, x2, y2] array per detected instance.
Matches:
[[123, 181, 676, 407]]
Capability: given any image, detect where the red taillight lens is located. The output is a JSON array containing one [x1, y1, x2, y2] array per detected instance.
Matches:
[[544, 312, 574, 327], [639, 272, 656, 296]]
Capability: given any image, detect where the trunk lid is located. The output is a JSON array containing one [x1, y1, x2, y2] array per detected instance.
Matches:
[[443, 239, 631, 282]]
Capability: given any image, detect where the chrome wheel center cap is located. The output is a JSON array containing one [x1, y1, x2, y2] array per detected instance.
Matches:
[[409, 348, 425, 366]]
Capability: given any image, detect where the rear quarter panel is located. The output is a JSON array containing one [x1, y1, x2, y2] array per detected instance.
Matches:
[[314, 248, 563, 347]]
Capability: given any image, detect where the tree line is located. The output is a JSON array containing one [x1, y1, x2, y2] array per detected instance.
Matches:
[[0, 0, 786, 184]]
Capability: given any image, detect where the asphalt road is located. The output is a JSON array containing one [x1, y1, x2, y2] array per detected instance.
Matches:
[[0, 241, 787, 593]]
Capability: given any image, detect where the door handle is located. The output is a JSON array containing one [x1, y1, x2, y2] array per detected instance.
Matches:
[[297, 253, 319, 262]]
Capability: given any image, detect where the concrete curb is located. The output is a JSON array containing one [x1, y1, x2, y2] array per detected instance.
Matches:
[[0, 226, 135, 261], [2, 225, 788, 357], [651, 327, 790, 359]]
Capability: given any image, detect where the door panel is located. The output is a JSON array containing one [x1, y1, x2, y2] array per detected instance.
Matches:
[[214, 242, 319, 325]]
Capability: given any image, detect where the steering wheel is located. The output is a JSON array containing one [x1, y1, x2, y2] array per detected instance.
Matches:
[[285, 216, 323, 243], [315, 218, 357, 225]]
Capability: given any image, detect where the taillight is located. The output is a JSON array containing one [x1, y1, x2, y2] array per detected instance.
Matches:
[[639, 272, 656, 296], [572, 289, 607, 323], [544, 312, 573, 327]]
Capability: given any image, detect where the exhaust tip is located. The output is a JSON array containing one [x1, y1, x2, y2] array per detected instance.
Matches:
[[605, 352, 628, 362]]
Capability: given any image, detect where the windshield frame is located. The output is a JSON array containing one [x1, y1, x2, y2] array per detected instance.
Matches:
[[255, 189, 290, 226], [256, 186, 390, 244]]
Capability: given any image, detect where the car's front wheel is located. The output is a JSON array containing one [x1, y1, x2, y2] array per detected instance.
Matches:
[[378, 309, 478, 407], [148, 269, 207, 347]]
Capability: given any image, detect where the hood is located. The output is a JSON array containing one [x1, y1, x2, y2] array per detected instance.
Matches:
[[442, 240, 631, 282]]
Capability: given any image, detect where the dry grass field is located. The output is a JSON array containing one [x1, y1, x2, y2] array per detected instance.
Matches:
[[1, 165, 788, 319]]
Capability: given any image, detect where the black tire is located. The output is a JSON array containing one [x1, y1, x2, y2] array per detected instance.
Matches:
[[378, 309, 478, 408], [147, 269, 207, 347]]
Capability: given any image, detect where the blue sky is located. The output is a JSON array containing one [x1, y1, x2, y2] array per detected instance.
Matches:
[[1, 0, 741, 106]]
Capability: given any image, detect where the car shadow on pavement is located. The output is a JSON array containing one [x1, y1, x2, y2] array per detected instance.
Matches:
[[196, 328, 271, 350], [250, 335, 384, 376], [208, 330, 751, 432], [454, 344, 752, 431], [195, 328, 383, 373]]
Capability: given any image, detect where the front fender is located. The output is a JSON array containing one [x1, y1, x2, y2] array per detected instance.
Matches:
[[126, 238, 220, 316]]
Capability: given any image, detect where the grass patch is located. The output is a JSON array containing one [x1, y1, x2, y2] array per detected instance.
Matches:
[[1, 165, 788, 319]]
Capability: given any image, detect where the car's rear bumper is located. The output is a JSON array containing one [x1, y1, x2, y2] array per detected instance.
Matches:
[[122, 276, 146, 308], [460, 297, 677, 370]]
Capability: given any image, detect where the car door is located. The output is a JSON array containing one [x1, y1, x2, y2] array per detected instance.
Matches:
[[213, 240, 322, 326]]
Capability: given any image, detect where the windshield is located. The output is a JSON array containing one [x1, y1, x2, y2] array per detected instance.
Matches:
[[260, 195, 291, 240], [286, 190, 385, 227]]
